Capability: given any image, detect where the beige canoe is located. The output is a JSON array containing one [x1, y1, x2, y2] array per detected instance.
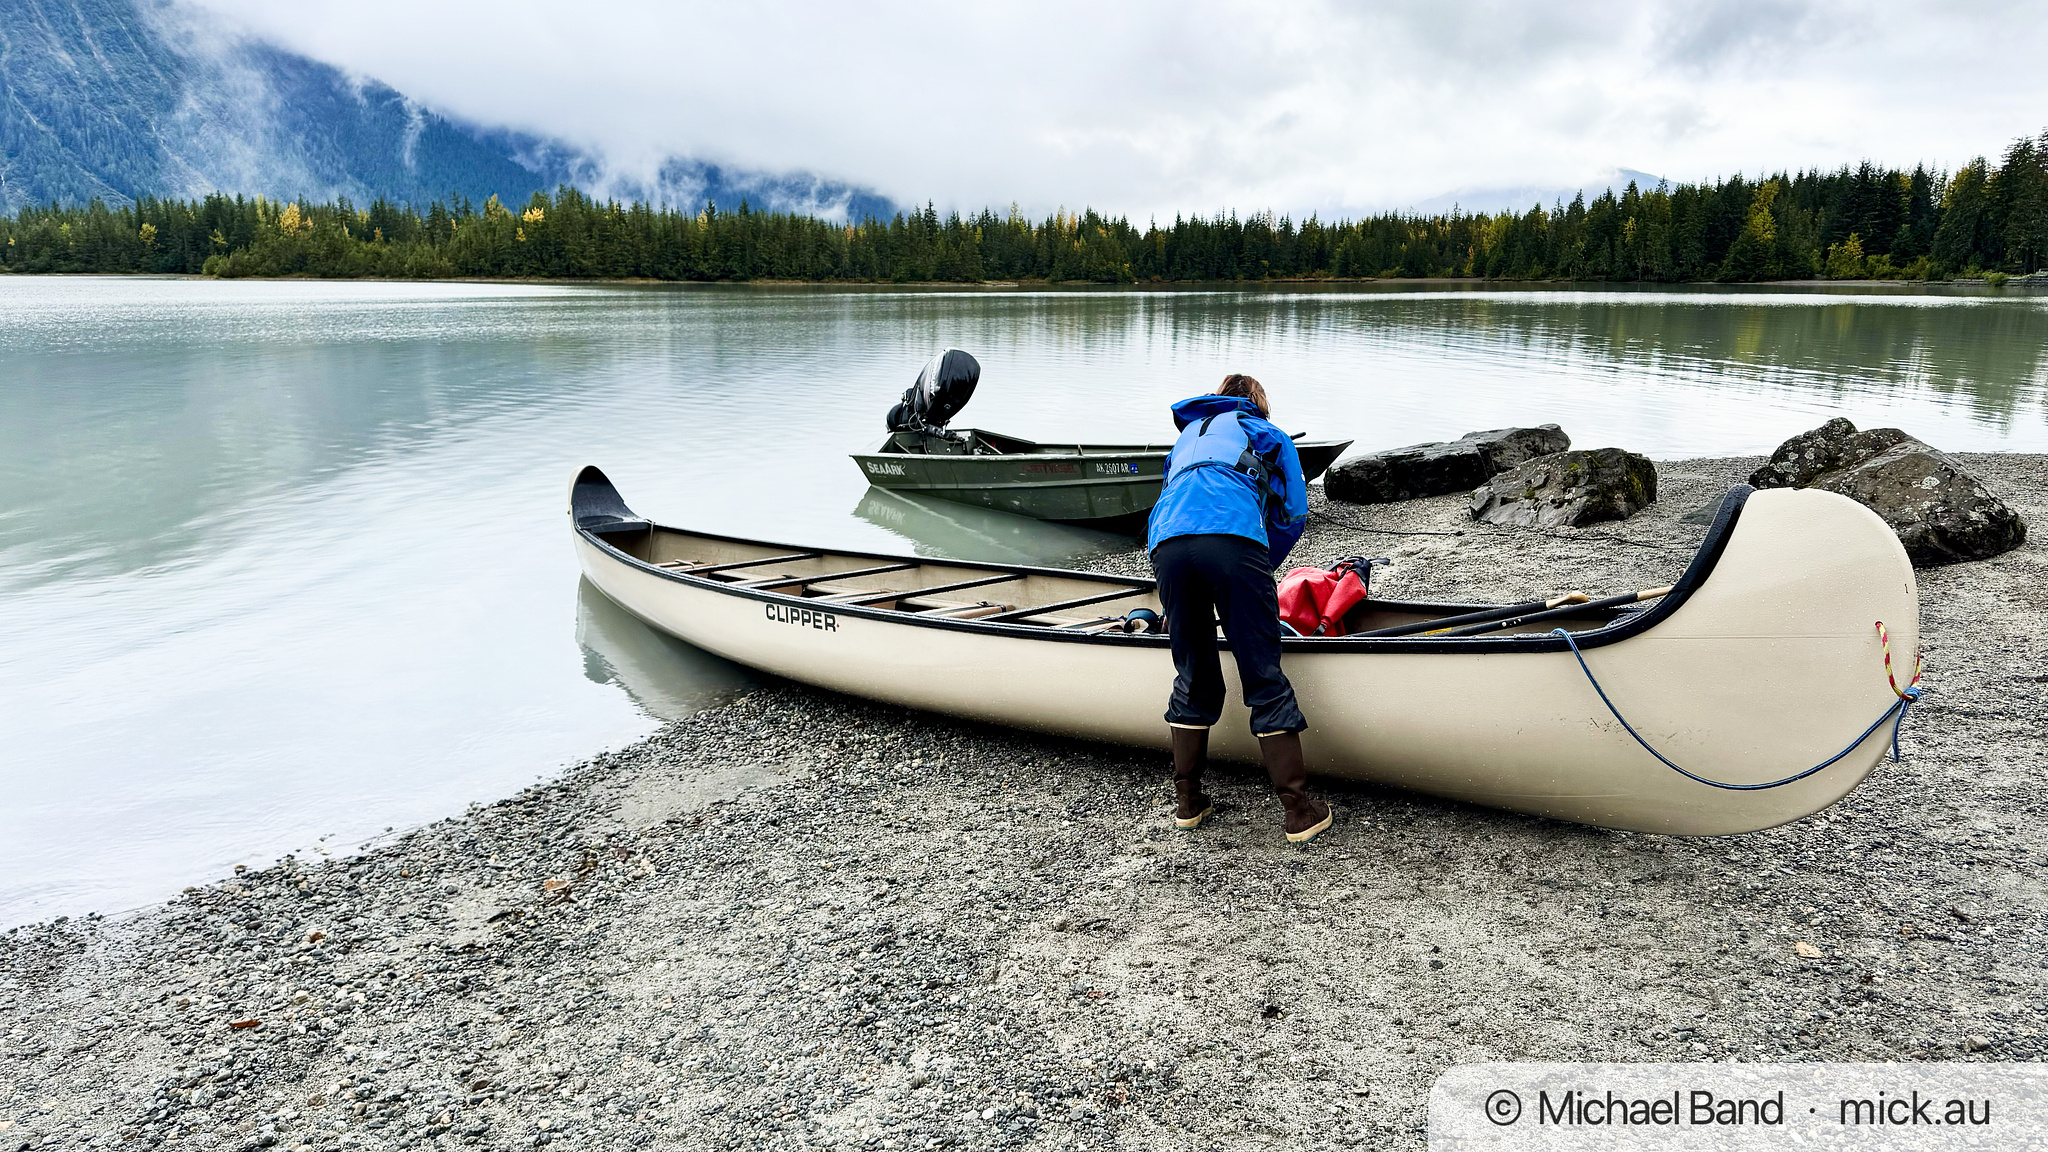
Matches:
[[570, 465, 1919, 835]]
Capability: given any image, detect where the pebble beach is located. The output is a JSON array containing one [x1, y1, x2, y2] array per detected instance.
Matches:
[[2, 454, 2044, 1152]]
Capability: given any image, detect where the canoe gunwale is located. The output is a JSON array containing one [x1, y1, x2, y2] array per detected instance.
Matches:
[[570, 465, 1752, 657]]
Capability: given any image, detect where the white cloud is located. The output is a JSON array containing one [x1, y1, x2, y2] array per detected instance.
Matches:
[[181, 0, 2048, 218]]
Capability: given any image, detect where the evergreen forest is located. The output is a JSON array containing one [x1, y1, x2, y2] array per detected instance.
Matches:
[[5, 130, 2045, 284]]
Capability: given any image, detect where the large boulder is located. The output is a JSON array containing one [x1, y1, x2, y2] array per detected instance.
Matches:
[[1468, 448, 1658, 528], [1750, 419, 2026, 566], [1325, 425, 1570, 504]]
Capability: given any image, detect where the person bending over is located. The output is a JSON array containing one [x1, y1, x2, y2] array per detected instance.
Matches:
[[1146, 373, 1331, 843]]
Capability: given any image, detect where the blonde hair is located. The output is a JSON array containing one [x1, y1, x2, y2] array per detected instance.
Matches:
[[1216, 373, 1269, 416]]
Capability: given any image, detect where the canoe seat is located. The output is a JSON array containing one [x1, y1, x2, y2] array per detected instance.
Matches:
[[712, 570, 791, 583], [804, 576, 917, 595], [816, 587, 889, 602], [906, 599, 1013, 619]]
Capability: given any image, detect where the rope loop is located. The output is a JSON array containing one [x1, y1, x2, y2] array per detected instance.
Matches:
[[1876, 620, 1924, 699], [1550, 623, 1924, 791]]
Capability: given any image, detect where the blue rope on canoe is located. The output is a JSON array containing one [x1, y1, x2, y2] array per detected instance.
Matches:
[[1550, 626, 1921, 792]]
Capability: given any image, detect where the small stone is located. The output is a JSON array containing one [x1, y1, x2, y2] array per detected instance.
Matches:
[[1966, 1035, 1991, 1052], [1793, 941, 1822, 958]]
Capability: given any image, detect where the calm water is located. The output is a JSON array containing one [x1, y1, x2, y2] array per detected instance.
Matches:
[[3, 276, 2045, 925]]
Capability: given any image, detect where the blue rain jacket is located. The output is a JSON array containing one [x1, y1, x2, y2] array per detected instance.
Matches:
[[1145, 395, 1308, 569]]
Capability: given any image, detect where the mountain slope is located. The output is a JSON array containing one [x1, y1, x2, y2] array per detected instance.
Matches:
[[2, 0, 198, 207], [0, 0, 894, 218]]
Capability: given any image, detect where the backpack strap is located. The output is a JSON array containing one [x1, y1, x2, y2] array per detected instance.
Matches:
[[1172, 409, 1270, 495]]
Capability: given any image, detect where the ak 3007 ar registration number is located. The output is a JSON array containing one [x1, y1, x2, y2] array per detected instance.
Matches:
[[766, 602, 837, 632]]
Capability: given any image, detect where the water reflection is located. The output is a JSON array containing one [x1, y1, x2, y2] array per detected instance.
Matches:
[[1307, 291, 2048, 429], [851, 487, 1130, 566], [576, 579, 752, 720], [0, 278, 613, 591]]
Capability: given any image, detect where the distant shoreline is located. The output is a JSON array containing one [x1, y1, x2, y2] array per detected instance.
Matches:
[[6, 269, 2039, 291]]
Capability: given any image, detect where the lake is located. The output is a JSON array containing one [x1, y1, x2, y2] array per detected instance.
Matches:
[[3, 276, 2045, 925]]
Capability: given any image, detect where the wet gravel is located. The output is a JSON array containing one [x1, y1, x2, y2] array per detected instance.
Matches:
[[3, 456, 2043, 1152]]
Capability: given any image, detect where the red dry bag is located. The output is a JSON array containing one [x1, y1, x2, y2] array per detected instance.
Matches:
[[1278, 561, 1377, 637]]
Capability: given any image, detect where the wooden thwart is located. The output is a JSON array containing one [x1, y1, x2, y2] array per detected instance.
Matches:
[[834, 573, 1021, 607], [918, 602, 1014, 619], [982, 587, 1148, 624], [736, 562, 918, 591], [661, 552, 820, 575]]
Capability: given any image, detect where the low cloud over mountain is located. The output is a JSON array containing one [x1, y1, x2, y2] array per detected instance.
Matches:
[[1407, 169, 1673, 217], [0, 0, 894, 218]]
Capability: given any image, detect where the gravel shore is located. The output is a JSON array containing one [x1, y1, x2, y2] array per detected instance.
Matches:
[[4, 455, 2044, 1152]]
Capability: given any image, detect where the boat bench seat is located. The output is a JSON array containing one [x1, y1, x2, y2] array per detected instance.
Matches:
[[808, 581, 888, 598], [903, 598, 1013, 619]]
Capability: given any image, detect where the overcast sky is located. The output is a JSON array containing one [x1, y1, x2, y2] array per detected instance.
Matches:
[[187, 0, 2048, 218]]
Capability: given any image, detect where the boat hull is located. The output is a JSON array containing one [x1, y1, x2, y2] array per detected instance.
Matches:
[[573, 475, 1918, 836], [851, 429, 1352, 529]]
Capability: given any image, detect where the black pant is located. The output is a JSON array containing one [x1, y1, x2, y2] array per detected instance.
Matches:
[[1151, 533, 1306, 735]]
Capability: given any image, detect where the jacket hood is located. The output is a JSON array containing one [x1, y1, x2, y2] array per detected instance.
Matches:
[[1170, 394, 1263, 430]]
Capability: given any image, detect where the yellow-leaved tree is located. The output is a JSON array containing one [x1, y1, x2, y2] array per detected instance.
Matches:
[[1824, 233, 1868, 279], [1719, 180, 1783, 280]]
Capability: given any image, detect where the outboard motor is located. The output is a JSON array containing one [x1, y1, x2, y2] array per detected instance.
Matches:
[[886, 349, 980, 437]]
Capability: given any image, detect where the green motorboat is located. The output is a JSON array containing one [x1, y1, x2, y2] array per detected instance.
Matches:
[[850, 349, 1353, 532], [851, 427, 1352, 531]]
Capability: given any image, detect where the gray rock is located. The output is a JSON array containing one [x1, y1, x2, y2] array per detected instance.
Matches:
[[1747, 418, 1911, 490], [1467, 448, 1658, 528], [1750, 419, 2026, 566], [1325, 425, 1570, 504]]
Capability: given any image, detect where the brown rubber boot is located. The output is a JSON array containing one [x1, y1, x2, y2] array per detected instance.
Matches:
[[1258, 731, 1332, 843], [1171, 726, 1214, 829]]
